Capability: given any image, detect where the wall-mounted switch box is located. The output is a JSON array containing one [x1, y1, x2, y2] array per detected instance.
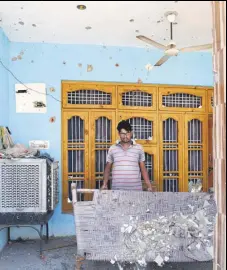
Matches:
[[29, 140, 49, 149]]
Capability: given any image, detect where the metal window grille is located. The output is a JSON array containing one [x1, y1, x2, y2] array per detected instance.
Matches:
[[68, 116, 84, 143], [188, 119, 202, 143], [164, 173, 179, 177], [67, 90, 111, 105], [96, 150, 109, 173], [188, 172, 203, 177], [188, 151, 203, 171], [163, 119, 178, 172], [188, 145, 202, 149], [163, 150, 178, 172], [162, 118, 179, 192], [188, 119, 203, 189], [95, 117, 111, 143], [163, 179, 179, 192], [68, 116, 85, 202], [96, 180, 103, 189], [142, 153, 154, 183], [163, 118, 178, 143], [95, 117, 112, 189], [95, 179, 112, 190], [68, 150, 84, 173], [163, 145, 178, 149], [122, 91, 152, 107], [127, 118, 152, 140], [162, 93, 202, 108]]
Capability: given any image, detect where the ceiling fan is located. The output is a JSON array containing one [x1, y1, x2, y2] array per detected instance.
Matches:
[[136, 11, 213, 66]]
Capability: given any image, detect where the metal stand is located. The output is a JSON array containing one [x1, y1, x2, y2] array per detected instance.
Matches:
[[0, 224, 49, 258], [0, 211, 53, 258]]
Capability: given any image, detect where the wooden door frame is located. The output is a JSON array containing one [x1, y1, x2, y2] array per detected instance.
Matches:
[[211, 1, 226, 270]]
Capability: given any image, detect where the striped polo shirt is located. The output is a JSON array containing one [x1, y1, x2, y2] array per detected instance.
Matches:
[[106, 140, 145, 190]]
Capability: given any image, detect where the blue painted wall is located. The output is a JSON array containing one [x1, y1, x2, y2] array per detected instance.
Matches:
[[0, 28, 9, 126], [0, 28, 9, 252], [2, 39, 213, 242]]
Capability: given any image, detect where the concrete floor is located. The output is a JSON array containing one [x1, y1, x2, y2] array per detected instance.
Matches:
[[0, 237, 213, 270]]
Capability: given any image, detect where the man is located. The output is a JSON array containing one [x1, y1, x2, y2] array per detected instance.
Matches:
[[101, 120, 153, 191]]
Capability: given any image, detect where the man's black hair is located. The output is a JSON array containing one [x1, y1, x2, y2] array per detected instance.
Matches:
[[117, 120, 132, 132]]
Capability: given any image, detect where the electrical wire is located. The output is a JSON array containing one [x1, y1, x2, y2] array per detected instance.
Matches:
[[0, 58, 62, 103]]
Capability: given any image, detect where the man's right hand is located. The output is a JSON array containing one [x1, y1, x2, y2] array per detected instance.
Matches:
[[100, 184, 108, 190]]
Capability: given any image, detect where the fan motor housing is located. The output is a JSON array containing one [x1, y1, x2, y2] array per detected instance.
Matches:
[[165, 48, 179, 56]]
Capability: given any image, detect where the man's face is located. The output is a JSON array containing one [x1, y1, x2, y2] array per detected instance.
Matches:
[[119, 128, 132, 143]]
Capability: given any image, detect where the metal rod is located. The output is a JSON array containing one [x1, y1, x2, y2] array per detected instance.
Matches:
[[77, 189, 97, 193], [140, 118, 142, 139], [46, 223, 49, 243], [79, 115, 80, 143]]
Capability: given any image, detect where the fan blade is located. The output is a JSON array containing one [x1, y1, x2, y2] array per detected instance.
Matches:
[[180, 44, 212, 52], [154, 55, 171, 66], [136, 35, 166, 50]]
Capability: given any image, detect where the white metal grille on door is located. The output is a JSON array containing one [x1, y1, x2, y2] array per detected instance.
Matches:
[[143, 153, 154, 183], [162, 118, 179, 192], [162, 93, 202, 108], [188, 119, 203, 189], [127, 117, 152, 140], [122, 91, 152, 107], [68, 116, 85, 201], [95, 117, 112, 189], [68, 90, 111, 105]]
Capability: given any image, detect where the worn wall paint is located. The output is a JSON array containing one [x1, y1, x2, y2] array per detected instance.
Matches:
[[0, 27, 9, 252], [2, 40, 213, 241]]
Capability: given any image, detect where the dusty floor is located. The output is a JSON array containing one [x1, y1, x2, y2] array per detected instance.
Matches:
[[0, 237, 213, 270]]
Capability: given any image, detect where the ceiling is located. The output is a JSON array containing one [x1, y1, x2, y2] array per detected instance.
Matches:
[[0, 1, 213, 48]]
